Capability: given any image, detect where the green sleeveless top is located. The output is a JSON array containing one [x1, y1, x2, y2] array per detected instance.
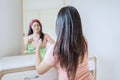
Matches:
[[27, 43, 45, 59]]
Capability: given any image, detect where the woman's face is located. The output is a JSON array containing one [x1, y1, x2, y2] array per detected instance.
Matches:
[[31, 22, 40, 33]]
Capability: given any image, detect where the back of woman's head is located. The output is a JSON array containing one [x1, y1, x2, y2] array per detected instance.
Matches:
[[54, 6, 87, 80], [28, 19, 44, 41]]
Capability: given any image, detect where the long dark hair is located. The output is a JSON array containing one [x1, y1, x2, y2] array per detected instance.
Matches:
[[53, 6, 87, 80], [28, 19, 44, 41]]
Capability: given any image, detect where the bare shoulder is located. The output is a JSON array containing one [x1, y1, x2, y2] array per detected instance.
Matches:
[[84, 37, 88, 42], [44, 33, 49, 37], [44, 33, 51, 38], [25, 34, 33, 39], [44, 33, 55, 44]]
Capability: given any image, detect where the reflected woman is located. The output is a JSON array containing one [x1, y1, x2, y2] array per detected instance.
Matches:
[[24, 19, 55, 59]]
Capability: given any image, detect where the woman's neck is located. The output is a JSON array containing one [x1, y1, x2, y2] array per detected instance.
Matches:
[[33, 32, 40, 36], [32, 33, 40, 41]]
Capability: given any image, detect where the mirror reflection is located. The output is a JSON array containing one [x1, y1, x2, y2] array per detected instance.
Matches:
[[23, 0, 65, 55]]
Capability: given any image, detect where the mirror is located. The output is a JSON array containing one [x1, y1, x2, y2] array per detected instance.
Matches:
[[22, 0, 66, 54]]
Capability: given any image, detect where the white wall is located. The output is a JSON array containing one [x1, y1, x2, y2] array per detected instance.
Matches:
[[66, 0, 120, 80], [0, 0, 22, 57]]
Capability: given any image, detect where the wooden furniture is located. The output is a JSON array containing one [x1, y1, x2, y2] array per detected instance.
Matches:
[[88, 57, 97, 80], [0, 55, 96, 80], [0, 55, 36, 79]]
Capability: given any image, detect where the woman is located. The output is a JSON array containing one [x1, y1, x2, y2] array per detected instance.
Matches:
[[24, 19, 55, 58], [36, 6, 93, 80]]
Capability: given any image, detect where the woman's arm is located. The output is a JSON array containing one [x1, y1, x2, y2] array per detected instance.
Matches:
[[45, 34, 55, 44], [24, 37, 29, 50], [35, 43, 53, 74]]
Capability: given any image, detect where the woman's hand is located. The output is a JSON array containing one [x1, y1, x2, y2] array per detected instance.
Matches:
[[24, 36, 33, 50], [27, 37, 33, 44]]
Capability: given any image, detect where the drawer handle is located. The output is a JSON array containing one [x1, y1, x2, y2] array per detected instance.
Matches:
[[24, 76, 39, 80]]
